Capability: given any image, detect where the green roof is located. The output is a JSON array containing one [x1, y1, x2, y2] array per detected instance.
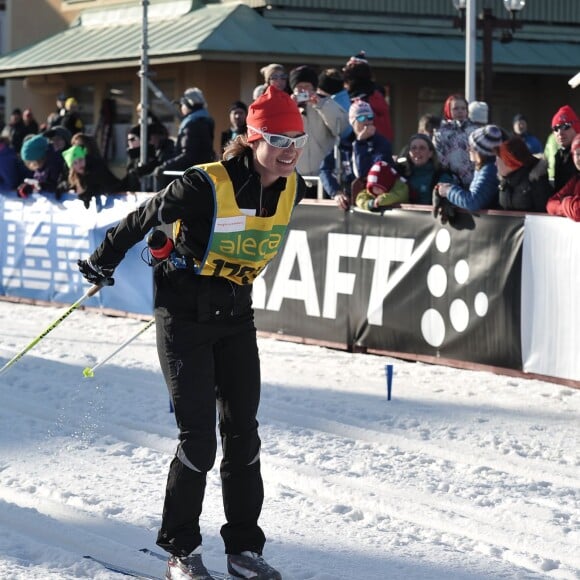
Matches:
[[0, 1, 578, 78]]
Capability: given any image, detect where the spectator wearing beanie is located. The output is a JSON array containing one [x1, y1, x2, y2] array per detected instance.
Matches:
[[288, 65, 348, 190], [44, 125, 72, 153], [355, 160, 409, 211], [319, 98, 392, 210], [547, 133, 580, 222], [342, 51, 393, 141], [468, 101, 488, 127], [61, 141, 124, 206], [77, 85, 307, 580], [349, 99, 392, 176], [436, 124, 504, 211], [549, 105, 580, 192], [220, 100, 248, 151], [17, 134, 64, 197], [512, 113, 543, 155], [497, 137, 552, 212]]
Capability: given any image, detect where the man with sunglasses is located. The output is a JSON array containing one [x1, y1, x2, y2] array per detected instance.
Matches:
[[78, 86, 307, 580], [550, 105, 580, 192]]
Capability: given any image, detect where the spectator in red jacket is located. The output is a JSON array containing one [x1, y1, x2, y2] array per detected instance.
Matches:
[[546, 133, 580, 221]]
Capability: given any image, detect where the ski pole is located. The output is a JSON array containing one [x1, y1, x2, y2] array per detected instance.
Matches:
[[83, 318, 155, 378], [0, 283, 103, 377]]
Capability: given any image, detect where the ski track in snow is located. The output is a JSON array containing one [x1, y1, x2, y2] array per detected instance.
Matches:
[[0, 302, 578, 579]]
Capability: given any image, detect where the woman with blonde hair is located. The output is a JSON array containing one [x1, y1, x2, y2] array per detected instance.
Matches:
[[60, 140, 123, 207]]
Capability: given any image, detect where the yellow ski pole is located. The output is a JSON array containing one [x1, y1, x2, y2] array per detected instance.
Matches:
[[0, 284, 103, 377]]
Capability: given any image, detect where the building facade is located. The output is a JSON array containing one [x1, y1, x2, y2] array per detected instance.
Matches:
[[0, 0, 579, 161]]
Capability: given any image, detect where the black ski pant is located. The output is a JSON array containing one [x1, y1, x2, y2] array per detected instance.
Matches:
[[154, 271, 266, 557]]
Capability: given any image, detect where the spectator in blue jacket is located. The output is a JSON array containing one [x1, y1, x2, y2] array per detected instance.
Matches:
[[512, 113, 543, 155], [319, 99, 392, 209], [435, 124, 504, 211]]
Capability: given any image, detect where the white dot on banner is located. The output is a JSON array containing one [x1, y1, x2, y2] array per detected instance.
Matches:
[[435, 229, 451, 253], [421, 309, 445, 347], [449, 299, 469, 332], [474, 292, 489, 317], [427, 265, 447, 297], [454, 259, 469, 284]]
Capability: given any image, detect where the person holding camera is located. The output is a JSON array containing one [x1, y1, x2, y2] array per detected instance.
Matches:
[[289, 65, 349, 197]]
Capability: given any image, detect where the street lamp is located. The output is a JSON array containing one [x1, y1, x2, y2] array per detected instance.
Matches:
[[453, 0, 526, 109]]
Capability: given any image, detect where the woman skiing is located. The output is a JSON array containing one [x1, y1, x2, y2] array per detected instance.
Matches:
[[77, 86, 308, 580]]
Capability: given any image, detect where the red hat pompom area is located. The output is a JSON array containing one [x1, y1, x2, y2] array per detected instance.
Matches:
[[247, 86, 304, 142], [551, 105, 580, 131], [366, 161, 400, 196]]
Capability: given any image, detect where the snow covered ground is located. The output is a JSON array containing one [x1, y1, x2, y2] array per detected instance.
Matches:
[[0, 300, 578, 580]]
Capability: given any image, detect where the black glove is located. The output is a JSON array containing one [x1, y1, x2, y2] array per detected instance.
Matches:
[[77, 259, 115, 286], [17, 183, 33, 199], [432, 189, 443, 218], [432, 190, 456, 225], [77, 192, 93, 209], [439, 198, 456, 225]]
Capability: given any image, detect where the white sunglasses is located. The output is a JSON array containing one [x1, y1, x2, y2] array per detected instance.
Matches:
[[248, 126, 308, 149]]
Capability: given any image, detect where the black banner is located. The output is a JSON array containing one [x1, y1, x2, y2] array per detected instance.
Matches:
[[254, 205, 525, 369]]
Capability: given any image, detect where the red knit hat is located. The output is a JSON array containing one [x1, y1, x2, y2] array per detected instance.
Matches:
[[246, 86, 304, 142], [366, 161, 400, 195], [551, 105, 580, 131]]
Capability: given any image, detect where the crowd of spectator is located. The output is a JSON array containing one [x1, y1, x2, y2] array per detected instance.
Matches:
[[1, 53, 579, 222]]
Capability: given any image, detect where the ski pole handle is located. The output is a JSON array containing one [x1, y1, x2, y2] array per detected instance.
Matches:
[[0, 283, 103, 377]]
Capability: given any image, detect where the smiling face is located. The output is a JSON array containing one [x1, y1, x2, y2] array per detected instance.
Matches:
[[250, 132, 304, 186], [408, 137, 433, 167]]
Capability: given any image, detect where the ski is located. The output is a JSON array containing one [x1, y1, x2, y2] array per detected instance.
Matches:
[[84, 555, 162, 579], [139, 548, 229, 579]]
